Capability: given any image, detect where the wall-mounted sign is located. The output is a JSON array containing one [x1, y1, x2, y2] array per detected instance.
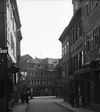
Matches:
[[0, 48, 7, 54]]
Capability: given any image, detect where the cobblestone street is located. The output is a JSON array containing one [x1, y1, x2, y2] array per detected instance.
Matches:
[[27, 96, 72, 112]]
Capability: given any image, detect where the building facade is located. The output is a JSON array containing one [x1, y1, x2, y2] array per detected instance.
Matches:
[[82, 0, 100, 106], [28, 69, 57, 96], [20, 55, 58, 96], [0, 0, 22, 112], [58, 27, 70, 99], [57, 0, 100, 109]]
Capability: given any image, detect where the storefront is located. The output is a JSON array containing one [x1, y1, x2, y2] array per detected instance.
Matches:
[[72, 63, 100, 107]]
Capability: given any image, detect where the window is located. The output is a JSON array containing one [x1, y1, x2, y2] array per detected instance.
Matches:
[[62, 47, 64, 57], [73, 30, 75, 44], [29, 80, 32, 85], [71, 21, 82, 45], [74, 55, 76, 70], [72, 53, 83, 70], [30, 72, 32, 77], [85, 0, 99, 17], [85, 2, 89, 15], [67, 42, 69, 54], [79, 52, 82, 68], [93, 26, 99, 48], [71, 57, 74, 71], [32, 80, 35, 85], [11, 34, 14, 53], [86, 35, 89, 52], [75, 26, 78, 41], [64, 45, 67, 55], [36, 80, 38, 85], [62, 44, 68, 57], [91, 0, 95, 7], [74, 29, 77, 42], [91, 0, 99, 8], [86, 33, 93, 52], [73, 56, 76, 70], [77, 25, 80, 39], [76, 54, 78, 69], [71, 29, 75, 44], [85, 26, 100, 53], [33, 72, 35, 76], [85, 1, 91, 16], [82, 51, 84, 65], [73, 57, 75, 70], [71, 31, 73, 45], [79, 21, 82, 37]]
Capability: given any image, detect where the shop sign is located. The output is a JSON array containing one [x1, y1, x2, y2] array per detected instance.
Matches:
[[0, 48, 7, 54]]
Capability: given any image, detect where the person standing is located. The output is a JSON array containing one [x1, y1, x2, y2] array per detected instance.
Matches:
[[25, 87, 30, 103], [20, 89, 25, 103], [69, 88, 75, 107]]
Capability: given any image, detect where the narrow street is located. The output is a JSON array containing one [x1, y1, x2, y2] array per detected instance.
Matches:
[[27, 96, 72, 112]]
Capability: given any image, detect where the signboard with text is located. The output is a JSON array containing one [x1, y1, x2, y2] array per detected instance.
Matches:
[[0, 48, 8, 54]]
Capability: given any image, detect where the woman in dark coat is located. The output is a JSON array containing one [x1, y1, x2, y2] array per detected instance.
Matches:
[[20, 89, 25, 103], [25, 87, 30, 103]]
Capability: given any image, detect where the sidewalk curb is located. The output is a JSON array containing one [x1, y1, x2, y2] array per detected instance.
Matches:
[[55, 102, 74, 112]]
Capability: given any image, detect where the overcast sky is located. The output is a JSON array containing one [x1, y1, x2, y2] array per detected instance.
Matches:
[[17, 0, 73, 59]]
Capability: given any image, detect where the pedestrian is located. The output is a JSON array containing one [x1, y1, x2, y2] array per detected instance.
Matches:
[[20, 89, 25, 103], [69, 89, 75, 107], [75, 94, 79, 107], [24, 87, 30, 103]]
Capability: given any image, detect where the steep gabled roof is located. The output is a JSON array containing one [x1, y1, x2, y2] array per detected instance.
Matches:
[[20, 54, 33, 63], [59, 26, 68, 42]]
